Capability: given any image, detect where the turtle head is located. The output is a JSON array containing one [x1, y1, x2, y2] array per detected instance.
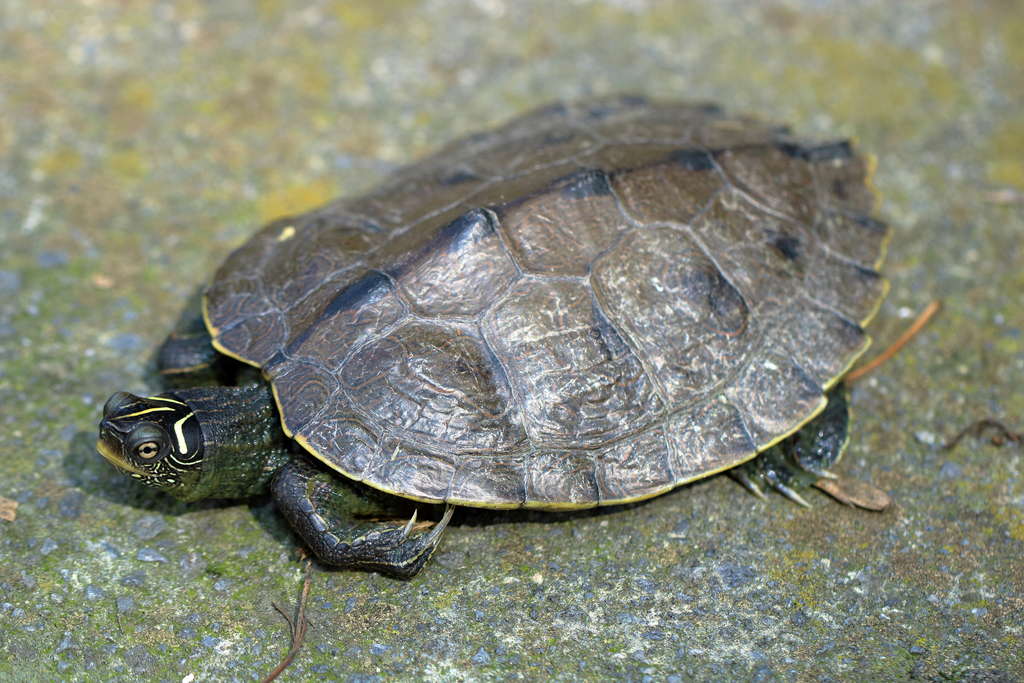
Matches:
[[97, 391, 204, 499], [98, 384, 294, 502]]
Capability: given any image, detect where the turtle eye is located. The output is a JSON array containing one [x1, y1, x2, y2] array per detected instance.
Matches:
[[127, 424, 169, 464]]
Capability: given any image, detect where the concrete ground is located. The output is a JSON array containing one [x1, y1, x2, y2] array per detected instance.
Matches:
[[1, 1, 1022, 681]]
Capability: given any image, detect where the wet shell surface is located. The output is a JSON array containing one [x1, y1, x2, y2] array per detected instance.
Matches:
[[203, 96, 890, 510]]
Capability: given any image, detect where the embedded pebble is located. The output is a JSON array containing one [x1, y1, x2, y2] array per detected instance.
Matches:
[[124, 645, 156, 674], [37, 252, 69, 268], [914, 430, 937, 446], [718, 563, 756, 589], [179, 552, 207, 579], [121, 570, 146, 587], [58, 491, 83, 518], [107, 333, 143, 352], [131, 515, 167, 540], [55, 632, 78, 653], [136, 548, 168, 563], [0, 270, 21, 295], [99, 541, 121, 559], [938, 461, 963, 479]]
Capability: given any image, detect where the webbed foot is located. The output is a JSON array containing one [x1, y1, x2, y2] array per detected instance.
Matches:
[[273, 457, 454, 579]]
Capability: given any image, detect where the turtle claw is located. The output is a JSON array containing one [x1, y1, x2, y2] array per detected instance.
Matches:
[[304, 504, 453, 580], [356, 505, 454, 580], [793, 461, 839, 480], [422, 506, 455, 552], [729, 469, 769, 501], [731, 456, 813, 507], [767, 478, 813, 508], [401, 509, 418, 539]]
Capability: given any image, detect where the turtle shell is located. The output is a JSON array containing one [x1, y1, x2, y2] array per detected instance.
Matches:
[[203, 96, 891, 510]]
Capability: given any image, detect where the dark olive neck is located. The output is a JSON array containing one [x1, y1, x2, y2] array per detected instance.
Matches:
[[171, 383, 294, 502]]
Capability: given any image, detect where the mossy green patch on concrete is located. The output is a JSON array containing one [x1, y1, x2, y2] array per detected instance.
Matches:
[[255, 177, 339, 223], [779, 37, 970, 137], [986, 120, 1024, 190]]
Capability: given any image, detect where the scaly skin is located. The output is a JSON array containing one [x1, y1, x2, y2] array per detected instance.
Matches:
[[96, 308, 453, 579]]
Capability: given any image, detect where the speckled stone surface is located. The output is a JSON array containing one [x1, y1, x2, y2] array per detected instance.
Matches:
[[1, 1, 1022, 681]]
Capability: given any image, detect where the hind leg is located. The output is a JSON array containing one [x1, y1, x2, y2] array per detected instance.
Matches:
[[731, 384, 852, 507]]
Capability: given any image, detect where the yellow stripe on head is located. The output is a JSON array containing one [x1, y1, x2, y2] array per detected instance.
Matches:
[[147, 396, 188, 405], [173, 412, 195, 454], [119, 406, 176, 419]]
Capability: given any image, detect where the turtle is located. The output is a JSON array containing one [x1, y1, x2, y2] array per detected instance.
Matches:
[[97, 96, 892, 579]]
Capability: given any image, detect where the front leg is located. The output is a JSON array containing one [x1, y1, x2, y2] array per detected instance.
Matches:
[[272, 457, 453, 579], [156, 291, 263, 388]]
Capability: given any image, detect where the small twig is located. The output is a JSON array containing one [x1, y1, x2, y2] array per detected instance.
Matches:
[[114, 596, 124, 635], [262, 558, 313, 683], [846, 300, 942, 384], [942, 419, 1023, 452]]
